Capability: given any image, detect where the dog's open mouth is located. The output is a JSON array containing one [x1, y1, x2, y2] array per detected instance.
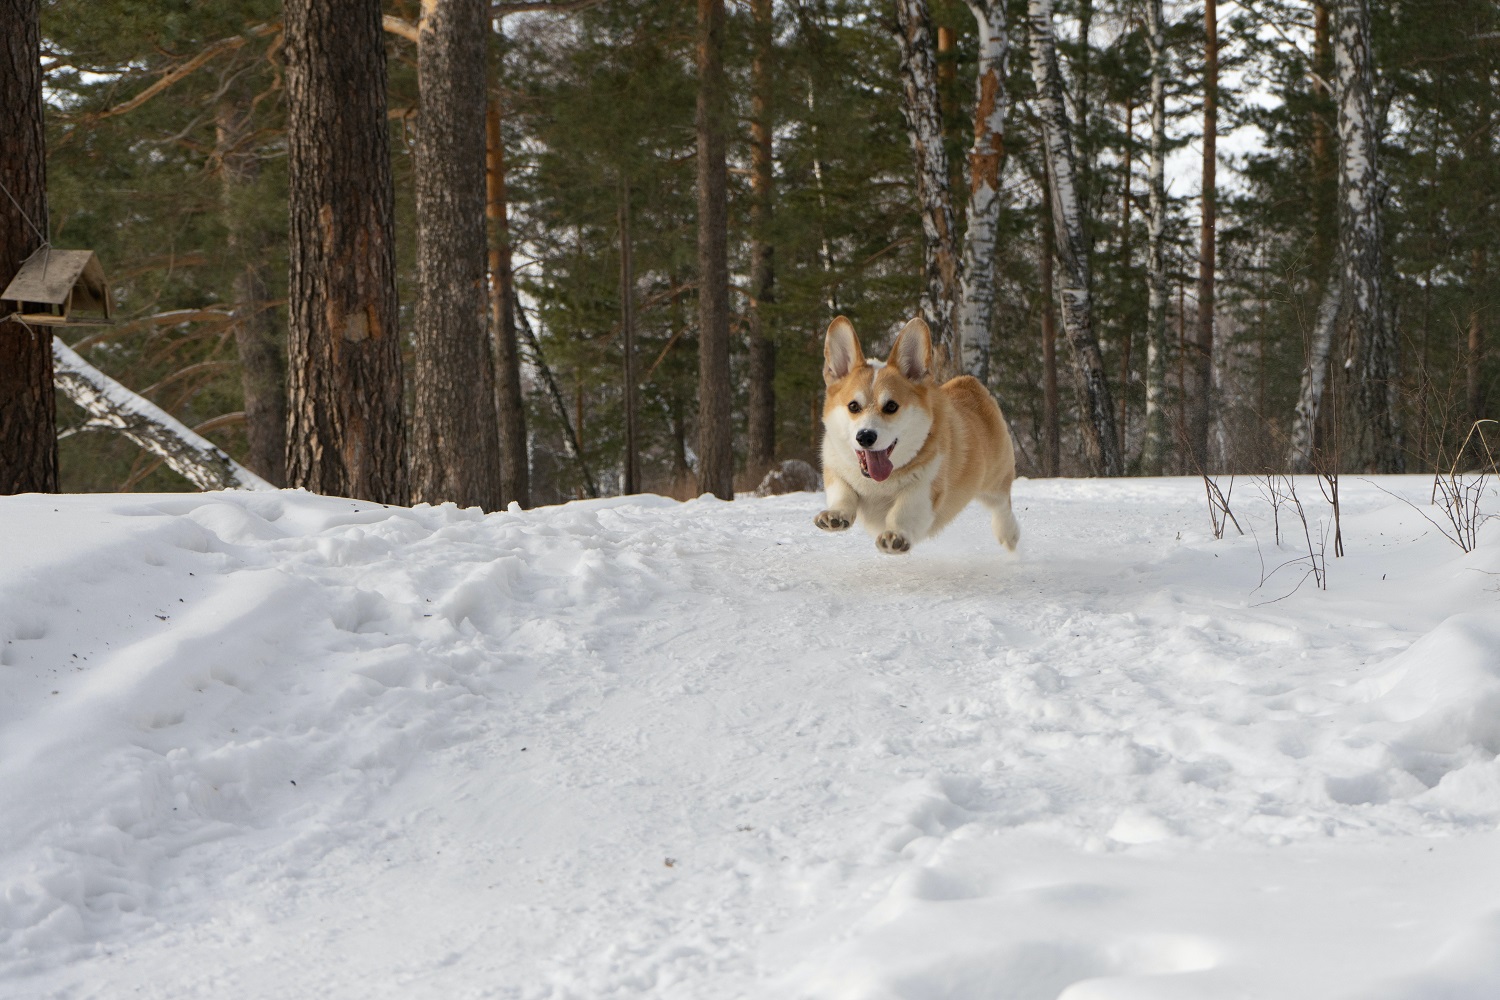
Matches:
[[857, 442, 897, 482]]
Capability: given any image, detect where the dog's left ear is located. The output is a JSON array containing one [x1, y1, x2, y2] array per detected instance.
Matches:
[[888, 317, 932, 382]]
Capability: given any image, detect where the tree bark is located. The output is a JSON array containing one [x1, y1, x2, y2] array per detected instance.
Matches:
[[957, 0, 1008, 384], [1027, 0, 1121, 476], [1139, 0, 1171, 476], [52, 341, 273, 492], [1470, 247, 1485, 425], [284, 0, 407, 503], [1289, 270, 1342, 471], [487, 94, 530, 509], [1335, 0, 1400, 472], [746, 0, 777, 477], [410, 0, 503, 509], [619, 177, 639, 495], [0, 0, 56, 495], [215, 93, 286, 486], [695, 0, 734, 499], [1117, 97, 1135, 459], [1287, 1, 1339, 473], [1040, 203, 1060, 477], [1185, 0, 1217, 472], [894, 0, 962, 376]]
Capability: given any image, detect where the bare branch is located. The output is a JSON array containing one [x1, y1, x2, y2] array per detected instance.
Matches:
[[492, 0, 609, 15], [95, 23, 279, 121], [382, 14, 420, 43]]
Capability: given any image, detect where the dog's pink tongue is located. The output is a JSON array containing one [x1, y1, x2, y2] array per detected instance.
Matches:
[[864, 446, 894, 482]]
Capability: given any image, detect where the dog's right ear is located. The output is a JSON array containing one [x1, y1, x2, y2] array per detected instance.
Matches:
[[824, 316, 864, 385]]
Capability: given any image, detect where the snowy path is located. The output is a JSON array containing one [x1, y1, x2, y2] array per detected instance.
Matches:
[[2, 478, 1499, 998]]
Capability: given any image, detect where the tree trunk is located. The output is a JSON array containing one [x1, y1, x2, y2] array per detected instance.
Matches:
[[215, 93, 286, 486], [746, 0, 777, 477], [1185, 0, 1217, 472], [0, 0, 55, 495], [619, 177, 639, 495], [695, 0, 734, 500], [1468, 247, 1485, 426], [488, 94, 530, 508], [1335, 0, 1401, 472], [1139, 0, 1171, 476], [1289, 268, 1342, 471], [1117, 96, 1135, 460], [488, 21, 528, 509], [1040, 204, 1060, 477], [1287, 0, 1339, 473], [513, 300, 597, 498], [410, 0, 502, 509], [894, 0, 962, 376], [52, 341, 273, 492], [957, 0, 1008, 384], [1027, 0, 1121, 476], [284, 0, 407, 503]]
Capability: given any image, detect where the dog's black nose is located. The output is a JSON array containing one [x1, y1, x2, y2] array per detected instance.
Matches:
[[855, 429, 878, 448]]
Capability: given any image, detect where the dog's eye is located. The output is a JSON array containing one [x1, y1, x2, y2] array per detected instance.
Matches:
[[847, 400, 862, 413], [882, 400, 899, 414]]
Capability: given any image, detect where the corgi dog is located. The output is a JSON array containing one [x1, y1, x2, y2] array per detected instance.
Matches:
[[815, 315, 1019, 555]]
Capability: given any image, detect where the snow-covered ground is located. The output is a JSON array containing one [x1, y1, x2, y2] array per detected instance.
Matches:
[[2, 476, 1499, 999]]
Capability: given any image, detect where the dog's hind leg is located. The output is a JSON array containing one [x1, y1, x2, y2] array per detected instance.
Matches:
[[981, 488, 1020, 551]]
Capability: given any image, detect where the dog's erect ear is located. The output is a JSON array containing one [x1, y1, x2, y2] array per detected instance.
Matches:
[[888, 317, 932, 382], [824, 316, 864, 385]]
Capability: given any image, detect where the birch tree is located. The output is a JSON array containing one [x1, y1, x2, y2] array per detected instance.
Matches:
[[1027, 0, 1122, 476], [956, 0, 1008, 384], [1335, 0, 1400, 472], [1138, 0, 1172, 475], [53, 341, 273, 492], [893, 0, 962, 375], [1289, 276, 1342, 470]]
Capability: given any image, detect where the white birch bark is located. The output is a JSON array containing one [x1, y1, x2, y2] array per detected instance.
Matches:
[[956, 0, 1008, 384], [1139, 0, 1171, 475], [1288, 273, 1342, 471], [1335, 0, 1400, 471], [893, 0, 961, 376], [1027, 0, 1121, 476], [52, 341, 274, 492]]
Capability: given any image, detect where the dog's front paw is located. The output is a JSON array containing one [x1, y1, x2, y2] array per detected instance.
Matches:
[[815, 509, 852, 532], [876, 531, 910, 554]]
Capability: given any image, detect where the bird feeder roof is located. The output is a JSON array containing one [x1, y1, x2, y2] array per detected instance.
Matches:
[[2, 248, 112, 320]]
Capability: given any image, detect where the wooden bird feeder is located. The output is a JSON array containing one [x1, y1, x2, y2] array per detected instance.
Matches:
[[2, 248, 113, 327]]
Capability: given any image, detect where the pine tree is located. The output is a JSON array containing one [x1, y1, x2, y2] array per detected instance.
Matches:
[[0, 0, 55, 495], [284, 0, 408, 502], [410, 0, 504, 509], [695, 0, 734, 499]]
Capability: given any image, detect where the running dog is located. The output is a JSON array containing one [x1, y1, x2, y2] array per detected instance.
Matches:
[[814, 316, 1019, 555]]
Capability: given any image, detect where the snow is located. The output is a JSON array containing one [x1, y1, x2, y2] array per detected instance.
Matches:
[[2, 476, 1499, 999]]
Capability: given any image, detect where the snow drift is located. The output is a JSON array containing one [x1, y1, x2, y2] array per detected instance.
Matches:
[[1, 476, 1498, 999]]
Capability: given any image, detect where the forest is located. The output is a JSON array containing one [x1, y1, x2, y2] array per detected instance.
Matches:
[[1, 0, 1496, 506]]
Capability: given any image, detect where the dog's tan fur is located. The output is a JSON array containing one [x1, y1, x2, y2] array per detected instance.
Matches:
[[815, 316, 1019, 555]]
